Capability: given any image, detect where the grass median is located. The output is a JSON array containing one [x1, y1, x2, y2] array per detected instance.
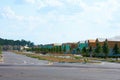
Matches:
[[0, 54, 3, 62], [13, 51, 102, 63]]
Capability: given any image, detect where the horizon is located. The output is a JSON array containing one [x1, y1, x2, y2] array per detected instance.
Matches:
[[1, 36, 120, 45], [0, 0, 120, 44]]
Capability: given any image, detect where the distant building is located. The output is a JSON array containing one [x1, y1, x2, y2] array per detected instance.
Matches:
[[88, 39, 120, 48], [62, 42, 78, 54], [88, 39, 96, 48], [37, 38, 120, 56], [42, 43, 62, 49], [62, 43, 71, 54], [43, 44, 54, 49], [87, 39, 120, 57], [78, 40, 88, 50]]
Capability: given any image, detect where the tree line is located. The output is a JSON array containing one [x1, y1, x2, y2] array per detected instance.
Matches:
[[27, 39, 120, 59], [0, 46, 2, 54], [82, 39, 120, 59], [27, 46, 64, 54], [0, 38, 34, 47]]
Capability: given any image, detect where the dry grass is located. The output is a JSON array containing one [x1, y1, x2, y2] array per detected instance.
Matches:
[[0, 54, 3, 62], [14, 51, 85, 63], [14, 51, 104, 63]]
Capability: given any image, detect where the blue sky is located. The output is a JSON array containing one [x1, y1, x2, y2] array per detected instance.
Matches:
[[0, 0, 120, 44]]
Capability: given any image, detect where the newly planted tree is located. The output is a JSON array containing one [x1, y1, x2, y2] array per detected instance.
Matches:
[[0, 46, 2, 54], [76, 48, 80, 54], [113, 43, 120, 61], [95, 39, 102, 57], [88, 46, 93, 57], [102, 39, 109, 58], [82, 47, 87, 56], [59, 46, 62, 53]]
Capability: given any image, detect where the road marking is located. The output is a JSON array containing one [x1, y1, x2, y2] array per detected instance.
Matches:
[[23, 60, 27, 64]]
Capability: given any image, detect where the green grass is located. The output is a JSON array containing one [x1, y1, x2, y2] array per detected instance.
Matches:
[[74, 56, 81, 59], [25, 54, 47, 60]]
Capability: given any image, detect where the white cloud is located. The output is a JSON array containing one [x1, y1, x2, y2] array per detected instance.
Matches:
[[66, 0, 81, 5], [45, 0, 64, 7], [1, 6, 24, 21], [1, 0, 120, 44], [1, 6, 15, 19], [25, 0, 36, 4], [77, 0, 120, 26], [2, 0, 120, 28], [21, 0, 64, 9]]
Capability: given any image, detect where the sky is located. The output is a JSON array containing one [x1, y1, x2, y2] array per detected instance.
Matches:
[[0, 0, 120, 44]]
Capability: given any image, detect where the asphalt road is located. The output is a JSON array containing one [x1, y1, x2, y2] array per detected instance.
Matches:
[[0, 52, 120, 80], [1, 52, 49, 65]]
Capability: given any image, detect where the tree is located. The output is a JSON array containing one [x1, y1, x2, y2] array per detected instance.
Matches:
[[55, 46, 58, 53], [58, 46, 62, 53], [0, 38, 34, 47], [0, 46, 2, 54], [113, 43, 120, 61], [76, 48, 80, 54], [88, 46, 93, 57], [102, 39, 109, 58], [50, 48, 53, 53], [95, 39, 102, 57], [52, 46, 58, 53], [63, 46, 66, 53], [82, 47, 87, 56]]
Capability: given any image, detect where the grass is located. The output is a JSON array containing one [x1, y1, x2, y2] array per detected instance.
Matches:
[[74, 56, 82, 59], [13, 51, 89, 63], [8, 51, 120, 63], [26, 54, 84, 63], [15, 51, 120, 63], [0, 50, 3, 62]]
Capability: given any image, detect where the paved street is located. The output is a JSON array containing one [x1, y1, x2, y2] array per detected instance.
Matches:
[[1, 52, 49, 65], [0, 52, 120, 80]]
